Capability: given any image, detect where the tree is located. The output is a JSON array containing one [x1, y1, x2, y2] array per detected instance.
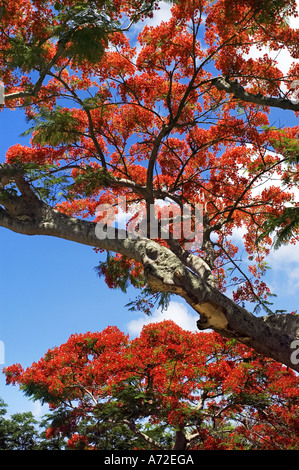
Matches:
[[0, 398, 41, 450], [0, 0, 299, 370], [0, 399, 8, 449], [0, 398, 67, 449], [2, 411, 40, 450], [4, 321, 299, 450]]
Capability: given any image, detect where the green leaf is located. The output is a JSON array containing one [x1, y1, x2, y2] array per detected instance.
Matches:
[[259, 206, 299, 249], [21, 107, 80, 146], [5, 36, 44, 72], [54, 1, 120, 65], [70, 166, 114, 197]]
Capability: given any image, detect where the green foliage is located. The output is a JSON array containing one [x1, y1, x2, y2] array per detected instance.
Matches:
[[271, 134, 299, 166], [2, 0, 172, 72], [0, 161, 71, 205], [22, 107, 81, 146], [71, 165, 114, 197], [4, 35, 45, 72], [0, 399, 40, 450], [3, 411, 39, 450], [28, 163, 71, 204], [53, 1, 120, 65], [257, 129, 299, 248], [0, 399, 8, 449], [81, 93, 108, 110], [261, 206, 299, 249], [94, 251, 171, 315], [1, 0, 122, 75], [125, 287, 171, 316], [20, 381, 63, 407], [0, 398, 65, 450], [94, 249, 171, 315], [251, 0, 292, 25]]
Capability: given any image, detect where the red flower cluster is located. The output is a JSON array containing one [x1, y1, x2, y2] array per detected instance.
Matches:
[[4, 321, 298, 450]]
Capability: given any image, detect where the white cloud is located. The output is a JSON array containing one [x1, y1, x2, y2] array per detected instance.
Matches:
[[250, 171, 299, 204], [244, 46, 295, 78], [130, 1, 173, 60], [30, 400, 48, 419], [268, 242, 299, 265], [265, 242, 299, 294], [146, 1, 173, 28], [126, 300, 198, 336], [237, 145, 299, 204], [243, 1, 299, 84], [231, 224, 247, 243]]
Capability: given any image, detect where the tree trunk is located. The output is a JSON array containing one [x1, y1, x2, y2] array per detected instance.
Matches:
[[173, 430, 187, 451]]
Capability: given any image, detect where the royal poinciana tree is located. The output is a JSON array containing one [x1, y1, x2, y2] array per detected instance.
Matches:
[[0, 0, 299, 369], [4, 321, 299, 450]]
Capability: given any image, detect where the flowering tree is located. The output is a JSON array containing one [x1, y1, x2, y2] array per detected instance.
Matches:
[[0, 0, 299, 369], [4, 321, 299, 450]]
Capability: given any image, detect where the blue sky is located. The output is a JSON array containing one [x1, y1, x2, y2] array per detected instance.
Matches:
[[0, 2, 298, 419]]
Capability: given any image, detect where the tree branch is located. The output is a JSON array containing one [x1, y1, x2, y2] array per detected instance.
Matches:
[[123, 419, 166, 450], [1, 201, 298, 371], [0, 164, 298, 372], [212, 77, 299, 112]]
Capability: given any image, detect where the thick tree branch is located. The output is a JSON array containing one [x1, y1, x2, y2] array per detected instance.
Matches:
[[0, 169, 298, 372], [173, 430, 188, 450], [213, 77, 299, 112]]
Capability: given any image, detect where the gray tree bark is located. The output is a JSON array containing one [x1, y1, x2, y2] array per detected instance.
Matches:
[[212, 77, 299, 112]]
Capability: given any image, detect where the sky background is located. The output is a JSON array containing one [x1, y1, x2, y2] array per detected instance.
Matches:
[[0, 2, 298, 420]]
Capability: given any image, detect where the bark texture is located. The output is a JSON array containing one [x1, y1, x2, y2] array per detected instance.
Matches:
[[213, 77, 299, 112]]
